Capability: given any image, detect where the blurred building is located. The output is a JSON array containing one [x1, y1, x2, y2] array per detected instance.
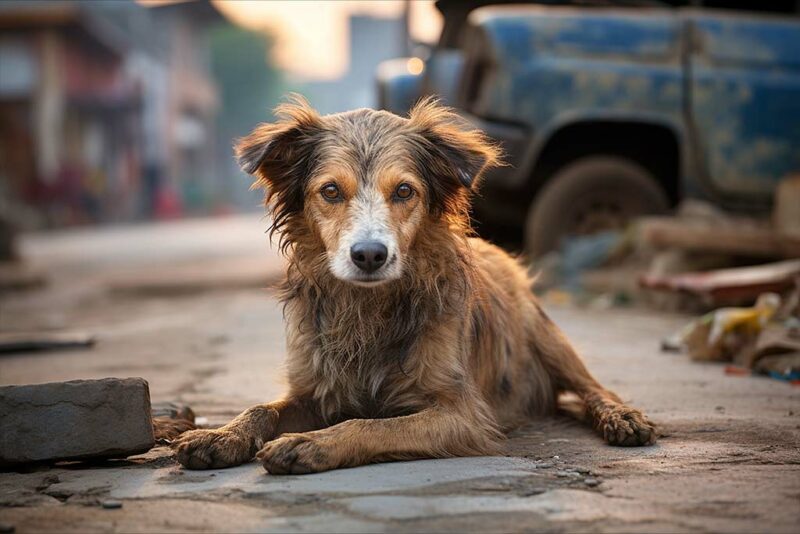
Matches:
[[0, 0, 223, 228], [304, 14, 406, 114]]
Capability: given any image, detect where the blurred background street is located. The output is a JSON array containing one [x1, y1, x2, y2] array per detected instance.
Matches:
[[0, 0, 436, 230], [1, 0, 799, 532]]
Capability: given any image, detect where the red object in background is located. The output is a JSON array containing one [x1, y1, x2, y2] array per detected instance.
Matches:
[[724, 365, 752, 376], [154, 188, 183, 220], [641, 260, 800, 307]]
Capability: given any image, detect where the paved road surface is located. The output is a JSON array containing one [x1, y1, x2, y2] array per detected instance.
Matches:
[[1, 215, 798, 532]]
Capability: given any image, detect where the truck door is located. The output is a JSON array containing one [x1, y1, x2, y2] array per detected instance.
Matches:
[[685, 10, 800, 205]]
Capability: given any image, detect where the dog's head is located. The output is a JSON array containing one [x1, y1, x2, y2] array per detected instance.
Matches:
[[236, 95, 500, 287]]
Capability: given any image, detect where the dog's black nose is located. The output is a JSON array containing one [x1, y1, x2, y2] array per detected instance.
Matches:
[[350, 241, 388, 273]]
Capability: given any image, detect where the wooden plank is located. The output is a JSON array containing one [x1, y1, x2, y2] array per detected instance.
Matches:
[[640, 259, 800, 306], [639, 217, 800, 259], [0, 331, 95, 354]]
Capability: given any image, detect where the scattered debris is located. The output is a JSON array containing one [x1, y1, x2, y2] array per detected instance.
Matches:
[[660, 332, 684, 353], [663, 284, 800, 385], [641, 260, 800, 308], [679, 293, 781, 362], [0, 331, 95, 354], [560, 230, 623, 288], [747, 323, 800, 382], [724, 365, 752, 377], [533, 178, 800, 314], [151, 402, 196, 423], [151, 402, 198, 442], [152, 418, 197, 443], [532, 230, 630, 296], [0, 378, 155, 466], [152, 420, 196, 443], [638, 215, 800, 259]]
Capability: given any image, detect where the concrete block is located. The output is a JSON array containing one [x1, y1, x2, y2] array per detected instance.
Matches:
[[0, 378, 154, 466]]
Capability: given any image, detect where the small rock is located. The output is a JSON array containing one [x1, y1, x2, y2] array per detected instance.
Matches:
[[522, 487, 546, 496], [584, 478, 601, 487], [536, 462, 554, 469], [556, 470, 570, 478], [0, 522, 15, 533], [35, 474, 60, 491], [102, 500, 123, 509], [44, 488, 73, 501]]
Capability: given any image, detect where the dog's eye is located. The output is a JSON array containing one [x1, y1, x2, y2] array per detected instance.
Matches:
[[320, 183, 341, 202], [394, 183, 414, 201]]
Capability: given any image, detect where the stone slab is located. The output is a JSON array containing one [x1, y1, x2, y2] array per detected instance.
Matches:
[[0, 378, 154, 466]]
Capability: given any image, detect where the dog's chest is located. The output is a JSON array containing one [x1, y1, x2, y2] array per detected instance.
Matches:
[[310, 300, 423, 418]]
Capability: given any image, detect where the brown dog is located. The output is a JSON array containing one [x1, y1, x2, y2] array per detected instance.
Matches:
[[172, 96, 656, 474]]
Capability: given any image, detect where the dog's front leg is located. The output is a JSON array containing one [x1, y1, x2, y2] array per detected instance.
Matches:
[[173, 396, 324, 469], [257, 403, 500, 474]]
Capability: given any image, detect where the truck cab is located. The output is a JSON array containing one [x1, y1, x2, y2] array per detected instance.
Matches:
[[377, 1, 800, 256]]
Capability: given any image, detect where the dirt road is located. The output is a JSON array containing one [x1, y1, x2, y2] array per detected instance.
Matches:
[[1, 215, 798, 532]]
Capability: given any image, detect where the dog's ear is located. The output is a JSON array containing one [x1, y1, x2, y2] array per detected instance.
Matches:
[[408, 97, 501, 199], [235, 95, 322, 247], [235, 94, 322, 186]]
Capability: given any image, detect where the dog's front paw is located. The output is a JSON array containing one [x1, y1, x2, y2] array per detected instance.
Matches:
[[257, 433, 337, 475], [172, 429, 254, 469], [600, 407, 657, 447]]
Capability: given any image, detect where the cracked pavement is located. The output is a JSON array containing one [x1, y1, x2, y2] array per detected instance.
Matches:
[[1, 215, 799, 532]]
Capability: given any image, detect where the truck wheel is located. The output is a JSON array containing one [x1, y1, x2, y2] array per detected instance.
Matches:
[[525, 156, 669, 258]]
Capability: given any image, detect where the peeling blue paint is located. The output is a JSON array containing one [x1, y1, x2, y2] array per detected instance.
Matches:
[[468, 6, 800, 203]]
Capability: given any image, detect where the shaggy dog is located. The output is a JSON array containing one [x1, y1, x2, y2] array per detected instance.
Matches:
[[172, 97, 656, 474]]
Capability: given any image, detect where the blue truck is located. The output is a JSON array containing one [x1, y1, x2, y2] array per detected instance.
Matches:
[[377, 0, 800, 256]]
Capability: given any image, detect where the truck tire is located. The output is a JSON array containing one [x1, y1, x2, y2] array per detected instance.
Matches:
[[525, 156, 669, 258]]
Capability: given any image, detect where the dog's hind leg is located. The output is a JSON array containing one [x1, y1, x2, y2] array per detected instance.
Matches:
[[173, 396, 325, 469], [531, 304, 657, 447]]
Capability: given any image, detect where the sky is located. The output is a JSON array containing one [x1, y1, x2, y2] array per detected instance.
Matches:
[[157, 1, 441, 81]]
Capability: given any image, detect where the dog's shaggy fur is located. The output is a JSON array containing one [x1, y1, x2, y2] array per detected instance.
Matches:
[[173, 97, 656, 474]]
